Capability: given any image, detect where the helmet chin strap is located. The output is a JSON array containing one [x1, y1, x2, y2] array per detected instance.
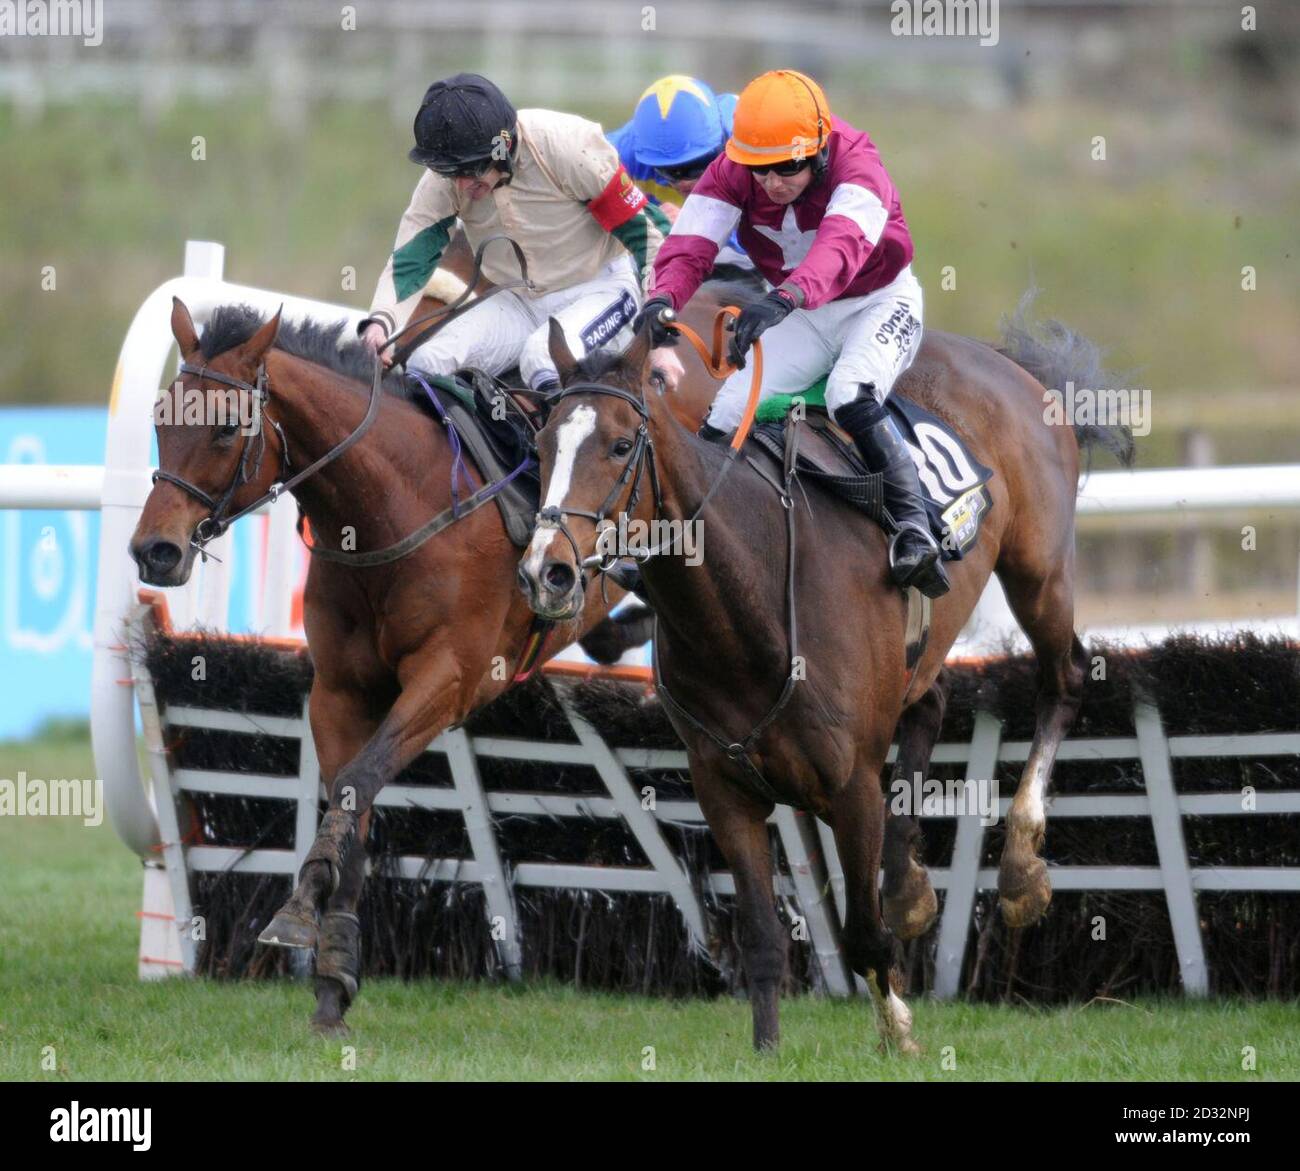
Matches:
[[785, 70, 830, 179]]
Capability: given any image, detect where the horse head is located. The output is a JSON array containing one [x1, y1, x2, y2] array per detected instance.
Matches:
[[130, 297, 284, 585], [517, 318, 662, 622]]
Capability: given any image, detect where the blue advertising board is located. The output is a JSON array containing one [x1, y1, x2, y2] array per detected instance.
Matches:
[[0, 407, 268, 739]]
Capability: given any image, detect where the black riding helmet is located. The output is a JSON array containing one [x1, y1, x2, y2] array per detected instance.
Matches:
[[409, 73, 518, 175]]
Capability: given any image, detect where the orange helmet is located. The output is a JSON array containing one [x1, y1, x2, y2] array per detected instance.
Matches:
[[725, 70, 833, 167]]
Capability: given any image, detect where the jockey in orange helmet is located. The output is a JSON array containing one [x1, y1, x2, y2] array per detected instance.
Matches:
[[638, 69, 946, 598]]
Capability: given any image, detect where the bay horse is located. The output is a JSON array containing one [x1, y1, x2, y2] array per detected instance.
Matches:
[[129, 284, 734, 1033], [517, 307, 1132, 1051]]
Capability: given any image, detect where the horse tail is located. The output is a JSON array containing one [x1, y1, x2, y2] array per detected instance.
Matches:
[[995, 287, 1136, 471]]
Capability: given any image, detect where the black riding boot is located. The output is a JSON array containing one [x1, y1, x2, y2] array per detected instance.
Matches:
[[697, 421, 729, 444], [834, 388, 950, 598]]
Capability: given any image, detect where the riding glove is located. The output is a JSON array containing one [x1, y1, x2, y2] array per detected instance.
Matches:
[[729, 288, 798, 369], [634, 296, 678, 348]]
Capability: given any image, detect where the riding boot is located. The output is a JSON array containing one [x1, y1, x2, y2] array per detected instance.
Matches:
[[834, 387, 950, 598], [697, 421, 729, 445]]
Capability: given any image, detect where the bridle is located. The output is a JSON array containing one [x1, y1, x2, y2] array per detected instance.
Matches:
[[151, 360, 291, 558], [151, 235, 534, 564], [533, 380, 664, 577]]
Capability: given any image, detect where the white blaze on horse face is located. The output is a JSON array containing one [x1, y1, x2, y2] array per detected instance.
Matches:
[[524, 404, 597, 581]]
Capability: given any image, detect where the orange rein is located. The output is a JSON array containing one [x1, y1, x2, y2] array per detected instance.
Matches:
[[663, 306, 764, 451]]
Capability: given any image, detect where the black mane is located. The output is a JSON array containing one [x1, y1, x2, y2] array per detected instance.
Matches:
[[199, 304, 408, 396]]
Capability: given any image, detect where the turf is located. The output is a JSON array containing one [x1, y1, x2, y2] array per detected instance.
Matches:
[[1, 725, 1296, 1082]]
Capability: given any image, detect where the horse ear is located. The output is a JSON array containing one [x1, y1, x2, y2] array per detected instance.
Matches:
[[170, 297, 201, 361], [547, 318, 580, 386], [239, 305, 283, 367], [623, 321, 652, 383]]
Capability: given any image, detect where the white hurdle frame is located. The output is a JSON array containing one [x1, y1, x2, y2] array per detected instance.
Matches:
[[126, 597, 1300, 997]]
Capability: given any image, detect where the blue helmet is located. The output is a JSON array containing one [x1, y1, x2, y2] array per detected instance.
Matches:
[[631, 76, 728, 168]]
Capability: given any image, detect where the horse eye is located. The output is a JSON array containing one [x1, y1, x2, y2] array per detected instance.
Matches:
[[216, 421, 240, 440], [611, 437, 634, 456]]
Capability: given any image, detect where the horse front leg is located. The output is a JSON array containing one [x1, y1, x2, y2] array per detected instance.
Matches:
[[694, 759, 786, 1051], [831, 758, 919, 1056], [260, 659, 465, 952]]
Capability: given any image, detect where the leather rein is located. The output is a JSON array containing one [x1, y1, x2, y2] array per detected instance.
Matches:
[[152, 235, 534, 566]]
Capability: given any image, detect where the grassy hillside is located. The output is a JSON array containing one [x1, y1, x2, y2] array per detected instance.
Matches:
[[3, 94, 1296, 466]]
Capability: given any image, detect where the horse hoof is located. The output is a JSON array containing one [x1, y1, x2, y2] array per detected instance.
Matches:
[[311, 1015, 349, 1038], [258, 909, 318, 950], [878, 1036, 924, 1057], [998, 857, 1052, 928], [883, 879, 938, 941]]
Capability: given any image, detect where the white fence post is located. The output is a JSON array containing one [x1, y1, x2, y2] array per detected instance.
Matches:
[[774, 806, 854, 996], [440, 727, 524, 981], [1135, 701, 1209, 995], [558, 690, 710, 952], [933, 710, 1003, 999]]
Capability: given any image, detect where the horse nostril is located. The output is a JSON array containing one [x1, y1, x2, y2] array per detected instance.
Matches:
[[517, 565, 534, 596], [142, 540, 182, 575], [544, 561, 575, 594]]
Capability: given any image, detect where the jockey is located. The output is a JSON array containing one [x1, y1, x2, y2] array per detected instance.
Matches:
[[607, 75, 749, 269], [638, 70, 948, 599], [359, 73, 670, 396]]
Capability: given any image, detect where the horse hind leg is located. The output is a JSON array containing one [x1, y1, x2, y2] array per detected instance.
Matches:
[[881, 673, 948, 940], [994, 558, 1088, 928], [831, 763, 919, 1055]]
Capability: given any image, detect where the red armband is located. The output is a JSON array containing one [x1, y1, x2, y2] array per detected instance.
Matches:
[[588, 165, 649, 230]]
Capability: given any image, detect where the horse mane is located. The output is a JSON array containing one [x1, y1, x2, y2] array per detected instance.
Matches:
[[199, 304, 409, 396]]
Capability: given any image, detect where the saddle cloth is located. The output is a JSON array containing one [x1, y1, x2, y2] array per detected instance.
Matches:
[[751, 382, 994, 561], [405, 368, 541, 548]]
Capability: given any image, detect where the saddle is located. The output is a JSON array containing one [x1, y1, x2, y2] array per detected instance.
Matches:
[[749, 410, 886, 525], [749, 405, 933, 677], [747, 386, 994, 565], [405, 367, 542, 547]]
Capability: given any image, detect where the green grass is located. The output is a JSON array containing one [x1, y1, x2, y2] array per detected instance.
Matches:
[[2, 725, 1296, 1081]]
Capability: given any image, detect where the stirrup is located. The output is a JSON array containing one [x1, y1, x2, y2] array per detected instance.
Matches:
[[888, 525, 950, 598]]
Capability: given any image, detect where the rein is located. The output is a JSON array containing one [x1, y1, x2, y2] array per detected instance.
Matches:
[[154, 236, 535, 566]]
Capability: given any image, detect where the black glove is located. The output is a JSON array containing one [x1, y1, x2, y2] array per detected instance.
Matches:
[[634, 296, 678, 348], [728, 289, 797, 369]]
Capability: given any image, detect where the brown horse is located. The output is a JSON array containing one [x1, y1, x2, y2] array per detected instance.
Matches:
[[129, 284, 733, 1032], [517, 306, 1131, 1051]]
